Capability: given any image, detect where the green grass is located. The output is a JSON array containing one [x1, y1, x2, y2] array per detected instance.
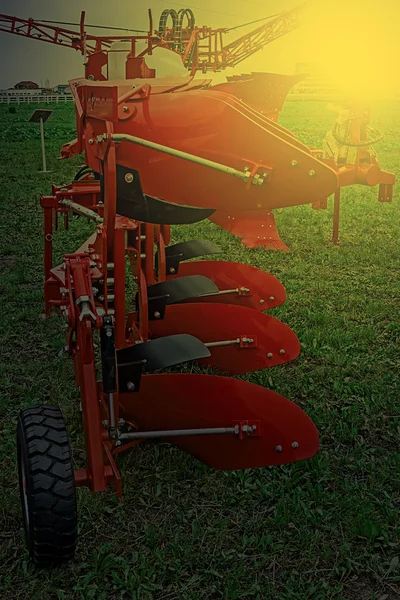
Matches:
[[0, 100, 399, 600]]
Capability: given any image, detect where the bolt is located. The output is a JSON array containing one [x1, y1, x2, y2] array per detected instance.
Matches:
[[106, 329, 112, 337], [125, 172, 134, 184], [244, 167, 250, 172], [279, 349, 285, 355], [290, 160, 298, 167], [260, 299, 265, 304], [88, 138, 94, 145], [275, 445, 283, 452], [154, 311, 161, 318], [123, 106, 128, 112], [267, 352, 273, 358], [263, 172, 269, 179], [169, 267, 176, 274], [126, 381, 135, 391], [309, 170, 316, 177], [115, 440, 122, 447], [292, 441, 299, 449], [269, 296, 275, 301]]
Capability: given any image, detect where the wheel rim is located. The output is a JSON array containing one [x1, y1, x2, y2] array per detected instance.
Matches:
[[20, 453, 30, 527]]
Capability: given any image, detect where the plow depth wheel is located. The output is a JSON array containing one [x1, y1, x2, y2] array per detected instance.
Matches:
[[17, 405, 77, 567]]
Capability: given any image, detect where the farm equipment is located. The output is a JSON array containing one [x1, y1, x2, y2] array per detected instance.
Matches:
[[17, 78, 322, 567], [312, 101, 395, 243], [0, 6, 395, 249]]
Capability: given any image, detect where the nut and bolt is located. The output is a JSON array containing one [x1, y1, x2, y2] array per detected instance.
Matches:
[[169, 267, 176, 274], [292, 441, 299, 449], [154, 311, 161, 319], [260, 299, 265, 305], [123, 106, 129, 112], [290, 160, 298, 167], [309, 170, 316, 177], [267, 352, 273, 358], [88, 139, 94, 145], [126, 381, 136, 391], [279, 349, 285, 355], [269, 296, 275, 301], [125, 172, 134, 184], [275, 445, 283, 452]]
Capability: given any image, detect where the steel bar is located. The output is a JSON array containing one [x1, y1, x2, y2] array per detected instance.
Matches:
[[59, 199, 103, 223], [119, 424, 256, 440], [205, 339, 241, 348], [333, 189, 340, 245], [111, 133, 259, 184], [39, 117, 48, 172]]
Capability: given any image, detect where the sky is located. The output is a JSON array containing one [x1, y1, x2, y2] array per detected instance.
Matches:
[[0, 0, 399, 97]]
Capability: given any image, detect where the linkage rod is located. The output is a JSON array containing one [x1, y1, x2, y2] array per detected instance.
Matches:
[[119, 424, 256, 440], [110, 133, 262, 184]]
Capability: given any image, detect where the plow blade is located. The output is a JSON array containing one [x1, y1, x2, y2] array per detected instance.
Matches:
[[156, 239, 222, 275], [149, 303, 300, 374], [209, 209, 290, 251], [168, 260, 286, 310], [214, 72, 306, 121], [114, 164, 216, 225], [117, 334, 210, 374], [119, 374, 319, 469], [147, 275, 218, 305]]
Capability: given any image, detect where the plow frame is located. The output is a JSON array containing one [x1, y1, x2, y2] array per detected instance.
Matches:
[[19, 79, 323, 567]]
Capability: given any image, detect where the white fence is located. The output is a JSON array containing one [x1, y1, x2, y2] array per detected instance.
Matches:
[[0, 95, 74, 104]]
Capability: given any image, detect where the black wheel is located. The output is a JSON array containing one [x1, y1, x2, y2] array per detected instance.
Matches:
[[17, 405, 78, 567]]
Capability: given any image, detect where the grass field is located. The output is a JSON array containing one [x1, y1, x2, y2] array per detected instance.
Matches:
[[0, 100, 399, 600]]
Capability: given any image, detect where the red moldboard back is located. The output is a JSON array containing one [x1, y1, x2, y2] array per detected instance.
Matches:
[[119, 373, 319, 470], [149, 303, 300, 375], [168, 260, 286, 310]]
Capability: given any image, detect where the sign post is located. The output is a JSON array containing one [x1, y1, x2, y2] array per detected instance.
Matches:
[[28, 109, 53, 173]]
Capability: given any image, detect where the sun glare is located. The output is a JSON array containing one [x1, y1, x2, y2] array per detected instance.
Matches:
[[300, 0, 400, 99]]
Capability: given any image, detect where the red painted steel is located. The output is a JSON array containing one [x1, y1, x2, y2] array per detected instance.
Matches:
[[168, 260, 286, 310], [209, 210, 290, 251], [0, 6, 304, 77], [119, 374, 319, 470], [149, 303, 300, 374]]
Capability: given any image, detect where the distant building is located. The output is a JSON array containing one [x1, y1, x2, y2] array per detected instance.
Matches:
[[7, 87, 44, 97], [55, 84, 72, 95], [14, 81, 39, 90]]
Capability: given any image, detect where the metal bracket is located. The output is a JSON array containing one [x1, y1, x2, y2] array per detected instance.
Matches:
[[232, 420, 261, 439], [117, 334, 210, 374], [157, 239, 222, 276]]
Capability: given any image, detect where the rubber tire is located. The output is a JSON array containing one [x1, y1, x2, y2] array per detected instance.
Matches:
[[17, 405, 78, 567]]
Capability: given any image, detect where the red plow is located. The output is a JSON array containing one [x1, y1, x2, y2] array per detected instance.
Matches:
[[17, 79, 322, 566], [3, 4, 392, 567]]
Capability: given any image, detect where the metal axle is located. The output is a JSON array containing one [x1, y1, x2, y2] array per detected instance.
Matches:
[[119, 424, 257, 441]]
